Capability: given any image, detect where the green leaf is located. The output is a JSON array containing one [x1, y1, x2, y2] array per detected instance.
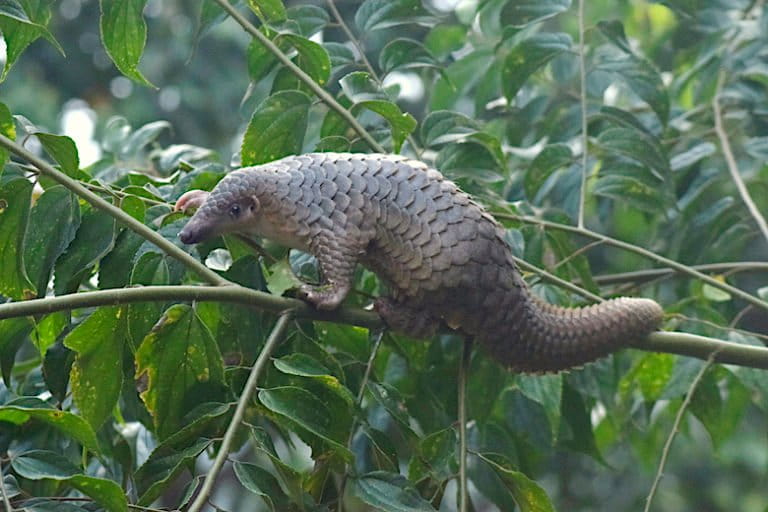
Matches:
[[525, 143, 574, 200], [351, 471, 437, 512], [424, 24, 466, 60], [259, 386, 352, 459], [34, 133, 80, 177], [517, 374, 562, 441], [355, 0, 438, 32], [99, 0, 154, 87], [247, 37, 278, 83], [135, 438, 213, 505], [0, 317, 33, 384], [265, 259, 302, 296], [435, 142, 504, 183], [247, 0, 286, 23], [596, 127, 669, 180], [279, 33, 331, 86], [408, 428, 455, 481], [596, 19, 633, 54], [241, 90, 311, 166], [0, 178, 36, 299], [500, 0, 571, 28], [380, 38, 439, 74], [325, 42, 355, 73], [13, 450, 128, 512], [24, 185, 81, 296], [596, 53, 669, 125], [127, 252, 170, 345], [670, 142, 716, 171], [273, 353, 356, 405], [340, 72, 417, 152], [476, 453, 555, 512], [0, 400, 100, 454], [53, 206, 117, 294], [620, 352, 674, 401], [421, 110, 480, 147], [136, 304, 225, 439], [233, 461, 289, 511], [0, 0, 63, 81], [64, 306, 125, 430], [0, 102, 14, 166], [502, 33, 572, 101], [286, 4, 328, 37]]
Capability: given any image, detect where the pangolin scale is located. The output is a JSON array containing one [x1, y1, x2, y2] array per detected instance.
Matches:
[[177, 152, 662, 372]]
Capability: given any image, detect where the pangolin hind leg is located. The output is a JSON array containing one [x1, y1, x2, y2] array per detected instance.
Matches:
[[374, 297, 441, 339], [298, 229, 365, 310]]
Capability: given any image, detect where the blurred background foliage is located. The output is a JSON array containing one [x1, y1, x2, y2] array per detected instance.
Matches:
[[1, 0, 768, 511]]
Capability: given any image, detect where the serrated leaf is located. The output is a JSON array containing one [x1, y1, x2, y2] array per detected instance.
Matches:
[[596, 20, 633, 54], [34, 133, 79, 177], [0, 102, 13, 166], [380, 38, 439, 73], [279, 33, 331, 86], [248, 36, 278, 83], [24, 185, 81, 296], [0, 0, 63, 81], [517, 374, 562, 441], [241, 90, 311, 166], [286, 4, 328, 36], [13, 450, 127, 512], [64, 306, 125, 430], [0, 178, 36, 299], [233, 461, 289, 511], [99, 0, 153, 87], [247, 0, 286, 23], [136, 304, 225, 439], [525, 143, 573, 199], [339, 72, 416, 152], [54, 206, 117, 294], [596, 53, 669, 125], [502, 33, 572, 101], [500, 0, 571, 28], [351, 471, 437, 511], [135, 438, 213, 505], [476, 453, 555, 512], [355, 0, 437, 32], [0, 400, 100, 454], [596, 127, 669, 179], [259, 386, 352, 459]]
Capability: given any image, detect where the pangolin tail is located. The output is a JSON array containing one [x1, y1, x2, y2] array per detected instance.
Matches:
[[494, 295, 663, 373]]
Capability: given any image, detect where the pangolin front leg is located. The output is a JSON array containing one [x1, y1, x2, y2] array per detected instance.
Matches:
[[298, 229, 365, 310]]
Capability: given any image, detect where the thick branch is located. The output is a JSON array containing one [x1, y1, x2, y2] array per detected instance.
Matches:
[[0, 134, 228, 286], [0, 285, 380, 329], [213, 0, 385, 153]]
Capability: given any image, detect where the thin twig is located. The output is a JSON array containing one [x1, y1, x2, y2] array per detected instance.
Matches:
[[213, 0, 385, 153], [712, 72, 768, 244], [457, 338, 472, 512], [498, 213, 768, 312], [593, 262, 768, 285], [0, 460, 13, 512], [644, 353, 717, 512], [0, 134, 230, 286], [513, 256, 603, 302], [577, 0, 589, 229], [324, 0, 422, 156], [337, 330, 385, 512], [187, 312, 293, 512]]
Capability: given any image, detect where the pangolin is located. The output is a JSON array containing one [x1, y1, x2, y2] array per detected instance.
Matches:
[[177, 152, 662, 372]]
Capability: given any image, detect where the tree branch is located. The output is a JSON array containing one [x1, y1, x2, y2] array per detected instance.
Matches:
[[0, 133, 229, 286], [187, 312, 293, 512], [593, 262, 768, 285], [713, 72, 768, 244], [497, 213, 768, 312], [577, 0, 589, 229], [213, 0, 385, 153]]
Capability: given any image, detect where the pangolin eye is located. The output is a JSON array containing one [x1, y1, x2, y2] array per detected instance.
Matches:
[[229, 204, 241, 218]]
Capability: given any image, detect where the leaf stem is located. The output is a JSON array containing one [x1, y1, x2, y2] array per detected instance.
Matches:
[[0, 460, 13, 512], [497, 213, 768, 312], [644, 353, 716, 512], [457, 338, 472, 512], [212, 0, 385, 153], [577, 0, 589, 228], [0, 133, 229, 286], [187, 312, 293, 512], [712, 71, 768, 244]]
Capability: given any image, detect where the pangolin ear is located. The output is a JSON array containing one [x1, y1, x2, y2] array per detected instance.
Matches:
[[249, 196, 260, 213]]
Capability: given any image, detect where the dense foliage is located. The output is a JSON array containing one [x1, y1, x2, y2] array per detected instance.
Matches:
[[1, 0, 767, 511]]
